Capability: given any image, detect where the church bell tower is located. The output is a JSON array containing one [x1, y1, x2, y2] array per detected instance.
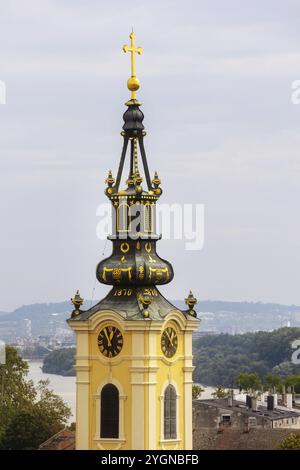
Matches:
[[68, 32, 200, 451]]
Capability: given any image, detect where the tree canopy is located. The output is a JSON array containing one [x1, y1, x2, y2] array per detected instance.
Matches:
[[193, 327, 300, 387], [42, 348, 75, 376], [192, 384, 204, 399], [0, 346, 71, 449], [236, 372, 261, 395], [212, 386, 230, 399], [278, 433, 300, 450]]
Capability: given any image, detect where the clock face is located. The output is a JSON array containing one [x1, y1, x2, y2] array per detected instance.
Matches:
[[98, 326, 123, 358], [161, 327, 178, 358]]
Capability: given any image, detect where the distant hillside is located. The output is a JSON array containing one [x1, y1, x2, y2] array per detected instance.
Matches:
[[1, 299, 300, 341], [41, 327, 300, 382], [175, 300, 300, 314], [3, 299, 300, 321], [0, 301, 75, 322], [193, 327, 300, 387], [0, 300, 95, 339]]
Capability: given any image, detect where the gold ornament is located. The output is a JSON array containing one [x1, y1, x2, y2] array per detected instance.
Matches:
[[123, 31, 143, 101], [120, 242, 130, 253]]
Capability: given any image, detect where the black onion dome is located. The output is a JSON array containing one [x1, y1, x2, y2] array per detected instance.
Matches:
[[96, 239, 174, 287], [122, 103, 144, 135]]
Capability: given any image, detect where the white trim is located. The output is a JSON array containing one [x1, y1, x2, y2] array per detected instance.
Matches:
[[95, 439, 126, 450], [160, 379, 180, 442], [95, 377, 127, 442], [183, 331, 193, 449], [75, 354, 188, 366], [131, 331, 145, 449], [75, 331, 90, 450], [148, 330, 158, 449]]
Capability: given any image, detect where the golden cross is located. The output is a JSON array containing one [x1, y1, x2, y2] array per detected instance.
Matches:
[[123, 31, 143, 100]]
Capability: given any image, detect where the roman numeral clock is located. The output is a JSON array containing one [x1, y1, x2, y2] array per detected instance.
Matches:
[[98, 326, 123, 357], [68, 32, 200, 451]]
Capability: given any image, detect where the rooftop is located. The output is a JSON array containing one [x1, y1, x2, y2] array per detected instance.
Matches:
[[196, 398, 300, 421], [38, 429, 75, 451]]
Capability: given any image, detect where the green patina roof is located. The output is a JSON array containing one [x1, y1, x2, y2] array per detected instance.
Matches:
[[68, 286, 190, 322]]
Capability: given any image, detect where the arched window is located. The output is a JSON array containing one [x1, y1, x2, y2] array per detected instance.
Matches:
[[101, 384, 119, 438], [164, 384, 177, 439], [128, 203, 141, 234], [144, 202, 153, 233], [117, 202, 129, 232]]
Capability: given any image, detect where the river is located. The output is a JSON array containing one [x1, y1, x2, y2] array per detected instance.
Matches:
[[26, 361, 218, 422], [27, 361, 76, 421]]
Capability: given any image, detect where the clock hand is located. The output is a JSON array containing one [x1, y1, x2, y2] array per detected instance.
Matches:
[[109, 329, 115, 342], [170, 330, 174, 345], [104, 328, 112, 347], [165, 330, 172, 346]]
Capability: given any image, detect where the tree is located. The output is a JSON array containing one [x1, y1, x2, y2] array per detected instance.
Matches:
[[68, 422, 76, 431], [212, 386, 229, 399], [0, 346, 36, 440], [278, 433, 300, 450], [2, 409, 58, 450], [0, 346, 71, 449], [272, 361, 294, 379], [264, 373, 282, 393], [193, 327, 300, 387], [42, 348, 75, 376], [235, 372, 261, 396], [285, 374, 300, 393], [192, 384, 204, 399]]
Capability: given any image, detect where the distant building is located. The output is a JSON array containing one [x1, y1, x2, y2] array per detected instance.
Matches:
[[193, 398, 300, 450], [38, 335, 51, 348], [22, 318, 32, 339], [193, 330, 216, 338]]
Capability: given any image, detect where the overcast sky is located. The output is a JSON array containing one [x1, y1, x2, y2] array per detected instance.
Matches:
[[0, 0, 300, 311]]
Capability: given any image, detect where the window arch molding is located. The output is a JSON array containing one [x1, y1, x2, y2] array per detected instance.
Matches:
[[159, 379, 181, 443], [94, 377, 126, 444]]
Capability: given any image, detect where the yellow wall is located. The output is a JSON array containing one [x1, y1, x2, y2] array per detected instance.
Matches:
[[69, 310, 199, 450]]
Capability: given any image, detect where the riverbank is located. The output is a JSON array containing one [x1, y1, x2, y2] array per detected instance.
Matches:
[[27, 361, 76, 421]]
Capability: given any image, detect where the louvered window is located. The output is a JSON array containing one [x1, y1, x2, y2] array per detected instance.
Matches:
[[164, 385, 177, 439], [144, 203, 153, 233]]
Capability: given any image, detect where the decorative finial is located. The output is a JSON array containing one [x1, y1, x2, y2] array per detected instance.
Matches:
[[152, 171, 162, 196], [71, 289, 84, 317], [185, 289, 197, 317], [140, 293, 151, 318], [105, 170, 115, 196], [123, 31, 143, 102]]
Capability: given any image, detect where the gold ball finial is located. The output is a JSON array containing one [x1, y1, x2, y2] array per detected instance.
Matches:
[[127, 76, 140, 92]]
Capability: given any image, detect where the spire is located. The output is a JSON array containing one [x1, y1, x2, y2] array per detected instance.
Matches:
[[123, 31, 143, 103], [104, 31, 162, 197], [97, 31, 173, 288], [68, 32, 198, 323]]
